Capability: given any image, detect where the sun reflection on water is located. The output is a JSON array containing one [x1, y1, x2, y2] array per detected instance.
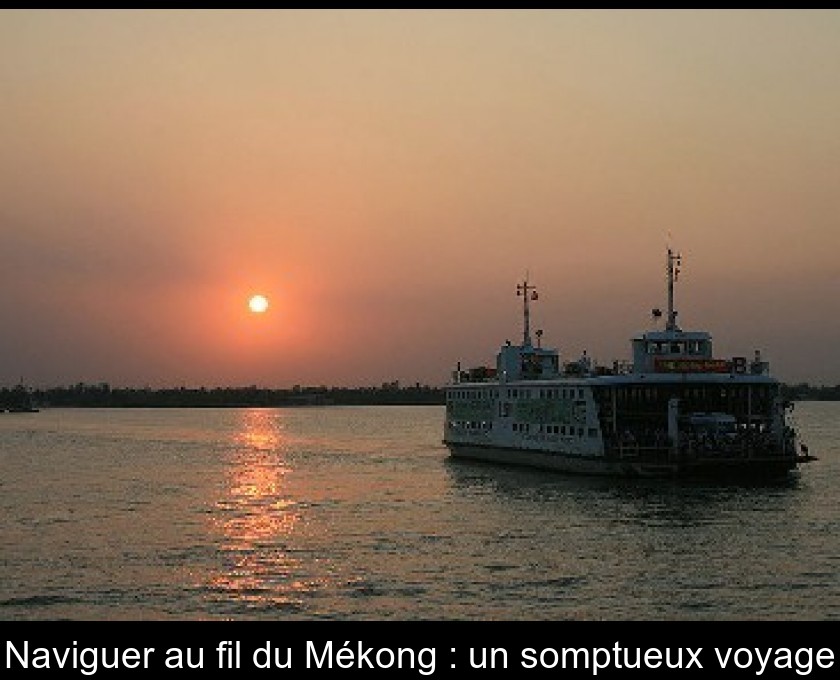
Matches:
[[207, 409, 312, 610]]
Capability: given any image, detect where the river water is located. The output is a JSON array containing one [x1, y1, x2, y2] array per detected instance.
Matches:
[[0, 402, 836, 620]]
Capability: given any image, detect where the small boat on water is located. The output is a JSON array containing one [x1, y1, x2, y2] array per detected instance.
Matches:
[[443, 249, 815, 478]]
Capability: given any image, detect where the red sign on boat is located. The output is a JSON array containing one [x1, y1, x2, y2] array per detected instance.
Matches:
[[654, 358, 730, 373]]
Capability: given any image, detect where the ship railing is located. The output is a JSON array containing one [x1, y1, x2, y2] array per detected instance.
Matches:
[[611, 361, 634, 375], [617, 443, 787, 463], [678, 436, 789, 461]]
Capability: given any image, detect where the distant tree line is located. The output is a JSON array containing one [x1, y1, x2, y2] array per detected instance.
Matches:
[[780, 383, 840, 401], [2, 381, 838, 410], [1, 381, 445, 409]]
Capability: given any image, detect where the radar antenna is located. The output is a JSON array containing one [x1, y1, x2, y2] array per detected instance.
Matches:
[[666, 248, 682, 332], [516, 276, 539, 346]]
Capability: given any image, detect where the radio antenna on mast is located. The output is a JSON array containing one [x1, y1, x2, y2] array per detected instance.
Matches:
[[516, 275, 539, 347], [666, 248, 682, 332]]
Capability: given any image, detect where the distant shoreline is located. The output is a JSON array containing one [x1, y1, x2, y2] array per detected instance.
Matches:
[[2, 382, 838, 410], [1, 383, 445, 409]]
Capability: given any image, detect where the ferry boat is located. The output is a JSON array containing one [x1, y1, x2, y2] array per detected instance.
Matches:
[[443, 250, 815, 478]]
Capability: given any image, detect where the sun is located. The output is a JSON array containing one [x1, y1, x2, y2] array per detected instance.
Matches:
[[248, 294, 270, 314]]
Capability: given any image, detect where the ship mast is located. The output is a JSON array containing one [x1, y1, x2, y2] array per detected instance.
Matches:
[[666, 248, 682, 332], [516, 276, 538, 347]]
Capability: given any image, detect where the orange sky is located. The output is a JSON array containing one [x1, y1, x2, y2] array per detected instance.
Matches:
[[1, 10, 838, 387]]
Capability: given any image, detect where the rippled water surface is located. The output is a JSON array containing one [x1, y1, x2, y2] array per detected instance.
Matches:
[[0, 403, 837, 620]]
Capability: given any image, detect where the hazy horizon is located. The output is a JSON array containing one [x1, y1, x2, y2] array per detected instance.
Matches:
[[2, 10, 838, 388]]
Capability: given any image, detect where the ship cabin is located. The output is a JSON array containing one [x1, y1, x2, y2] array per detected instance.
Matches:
[[633, 329, 712, 374], [496, 342, 560, 381], [450, 342, 560, 385], [630, 329, 768, 377]]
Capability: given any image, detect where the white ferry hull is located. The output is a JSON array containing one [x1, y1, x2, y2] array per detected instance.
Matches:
[[446, 442, 800, 479], [447, 442, 624, 476]]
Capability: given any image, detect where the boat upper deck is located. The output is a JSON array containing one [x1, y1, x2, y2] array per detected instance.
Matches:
[[449, 249, 775, 388]]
